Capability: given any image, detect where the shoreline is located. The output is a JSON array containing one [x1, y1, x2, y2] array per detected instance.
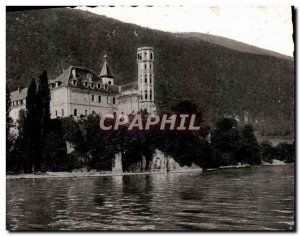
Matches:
[[6, 162, 292, 180], [6, 169, 203, 180]]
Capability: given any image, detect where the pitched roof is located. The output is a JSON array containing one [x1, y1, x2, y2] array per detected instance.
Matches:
[[99, 55, 115, 78], [49, 66, 101, 86], [120, 81, 138, 92], [10, 87, 28, 101], [49, 66, 72, 86]]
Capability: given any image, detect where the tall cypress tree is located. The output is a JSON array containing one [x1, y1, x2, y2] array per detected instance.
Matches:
[[24, 79, 40, 173], [6, 85, 13, 171], [35, 71, 51, 171]]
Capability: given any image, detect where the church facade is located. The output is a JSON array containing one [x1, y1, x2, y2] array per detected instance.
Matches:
[[9, 47, 156, 121]]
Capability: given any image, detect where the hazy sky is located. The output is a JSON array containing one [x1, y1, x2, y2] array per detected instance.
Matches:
[[76, 6, 294, 57]]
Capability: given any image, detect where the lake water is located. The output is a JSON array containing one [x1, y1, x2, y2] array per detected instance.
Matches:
[[6, 165, 294, 231]]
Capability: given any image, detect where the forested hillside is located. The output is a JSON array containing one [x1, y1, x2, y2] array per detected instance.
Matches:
[[6, 8, 294, 135]]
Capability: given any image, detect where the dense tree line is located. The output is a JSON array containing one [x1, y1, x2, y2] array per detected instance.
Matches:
[[7, 71, 51, 173], [7, 91, 295, 174]]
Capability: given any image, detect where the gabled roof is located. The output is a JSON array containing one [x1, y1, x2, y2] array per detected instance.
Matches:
[[99, 55, 115, 78], [11, 87, 28, 101]]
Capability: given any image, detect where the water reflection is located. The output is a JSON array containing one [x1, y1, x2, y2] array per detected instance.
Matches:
[[7, 165, 294, 231]]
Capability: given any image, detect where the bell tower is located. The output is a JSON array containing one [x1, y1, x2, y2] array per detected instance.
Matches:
[[137, 47, 156, 113]]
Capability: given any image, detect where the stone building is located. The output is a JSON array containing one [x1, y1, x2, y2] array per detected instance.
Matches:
[[9, 47, 156, 121]]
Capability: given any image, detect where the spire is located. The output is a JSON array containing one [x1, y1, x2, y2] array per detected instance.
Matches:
[[100, 54, 115, 78]]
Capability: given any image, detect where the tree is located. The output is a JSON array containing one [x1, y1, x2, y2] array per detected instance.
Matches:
[[35, 71, 51, 171], [6, 85, 13, 171], [23, 79, 40, 172]]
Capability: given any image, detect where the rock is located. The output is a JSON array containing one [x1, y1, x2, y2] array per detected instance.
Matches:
[[112, 152, 123, 174]]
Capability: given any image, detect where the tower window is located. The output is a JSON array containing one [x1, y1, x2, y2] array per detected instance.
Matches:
[[72, 79, 77, 86], [150, 53, 153, 60], [145, 90, 148, 100], [98, 95, 101, 103], [108, 81, 112, 85], [74, 109, 77, 116], [113, 97, 116, 104], [145, 74, 147, 83]]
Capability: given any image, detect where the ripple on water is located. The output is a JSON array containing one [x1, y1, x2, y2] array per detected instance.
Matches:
[[6, 165, 294, 231]]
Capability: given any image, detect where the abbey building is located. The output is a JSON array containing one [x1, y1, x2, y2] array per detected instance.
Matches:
[[9, 47, 156, 121]]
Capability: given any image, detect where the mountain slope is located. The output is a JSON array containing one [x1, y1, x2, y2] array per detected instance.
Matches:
[[177, 32, 293, 60], [6, 8, 294, 135]]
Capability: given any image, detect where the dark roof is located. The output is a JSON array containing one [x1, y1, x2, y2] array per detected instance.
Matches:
[[120, 81, 138, 92], [49, 66, 101, 86], [99, 56, 115, 78], [11, 87, 28, 101]]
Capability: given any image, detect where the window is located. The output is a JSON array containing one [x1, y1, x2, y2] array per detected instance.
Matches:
[[97, 83, 101, 89], [62, 109, 64, 117], [150, 64, 152, 69], [150, 90, 153, 100], [55, 110, 58, 117], [108, 81, 112, 85], [98, 95, 101, 103], [74, 109, 77, 116], [20, 100, 23, 105], [107, 97, 109, 103], [145, 90, 148, 100], [140, 91, 143, 100], [90, 83, 95, 89], [150, 74, 152, 84], [150, 52, 153, 60], [145, 74, 147, 83], [113, 97, 116, 104], [72, 79, 77, 86], [144, 64, 147, 69], [85, 110, 88, 116], [92, 95, 95, 102]]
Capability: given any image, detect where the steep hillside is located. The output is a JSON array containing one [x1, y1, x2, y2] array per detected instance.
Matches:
[[177, 32, 293, 60], [6, 8, 294, 135]]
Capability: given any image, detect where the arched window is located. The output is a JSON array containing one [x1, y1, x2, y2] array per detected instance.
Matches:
[[150, 74, 152, 84], [97, 83, 101, 90], [140, 91, 143, 100], [150, 90, 153, 100], [144, 64, 147, 69], [108, 81, 112, 85], [72, 79, 77, 86], [90, 82, 95, 89], [145, 74, 147, 83], [150, 52, 153, 60], [145, 90, 148, 100]]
